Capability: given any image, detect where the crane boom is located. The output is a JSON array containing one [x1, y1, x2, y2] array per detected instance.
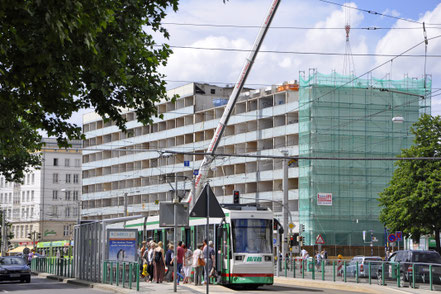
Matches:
[[187, 0, 281, 205]]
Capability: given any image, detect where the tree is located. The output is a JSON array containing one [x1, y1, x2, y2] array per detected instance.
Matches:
[[0, 0, 178, 182], [379, 114, 441, 253]]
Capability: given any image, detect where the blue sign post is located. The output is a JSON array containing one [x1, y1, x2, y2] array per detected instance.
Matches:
[[388, 233, 397, 243], [396, 231, 402, 241], [193, 169, 199, 176]]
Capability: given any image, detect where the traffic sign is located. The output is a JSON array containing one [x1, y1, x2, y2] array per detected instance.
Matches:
[[396, 231, 403, 241], [193, 169, 199, 176], [315, 234, 325, 245], [184, 161, 190, 167], [388, 233, 397, 243], [289, 223, 295, 229], [273, 238, 277, 245]]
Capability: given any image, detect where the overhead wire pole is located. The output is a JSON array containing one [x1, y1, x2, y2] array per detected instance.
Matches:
[[186, 0, 282, 206]]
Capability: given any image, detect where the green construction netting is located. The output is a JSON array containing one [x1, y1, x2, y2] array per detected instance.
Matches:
[[298, 72, 431, 246]]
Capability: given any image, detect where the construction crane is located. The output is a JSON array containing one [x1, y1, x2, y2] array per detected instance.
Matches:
[[187, 0, 281, 205]]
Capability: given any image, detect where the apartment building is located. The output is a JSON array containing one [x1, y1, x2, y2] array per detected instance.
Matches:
[[81, 72, 430, 247], [0, 138, 82, 246]]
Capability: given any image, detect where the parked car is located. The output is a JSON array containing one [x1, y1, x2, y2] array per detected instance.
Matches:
[[0, 256, 31, 283], [339, 256, 383, 279], [377, 250, 441, 286]]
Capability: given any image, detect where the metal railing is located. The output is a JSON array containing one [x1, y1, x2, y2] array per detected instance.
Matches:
[[276, 258, 441, 291], [102, 261, 140, 291], [31, 257, 74, 278]]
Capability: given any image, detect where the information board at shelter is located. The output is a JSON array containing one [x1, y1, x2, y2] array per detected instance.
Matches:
[[107, 229, 138, 262]]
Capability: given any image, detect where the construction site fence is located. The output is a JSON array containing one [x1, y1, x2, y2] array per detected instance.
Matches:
[[275, 257, 441, 291]]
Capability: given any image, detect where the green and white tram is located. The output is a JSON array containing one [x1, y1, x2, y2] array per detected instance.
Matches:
[[125, 204, 274, 287]]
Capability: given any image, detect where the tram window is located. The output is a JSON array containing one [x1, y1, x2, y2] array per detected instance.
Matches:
[[231, 219, 272, 254]]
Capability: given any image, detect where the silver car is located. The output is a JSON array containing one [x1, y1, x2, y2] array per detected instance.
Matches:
[[340, 256, 383, 279]]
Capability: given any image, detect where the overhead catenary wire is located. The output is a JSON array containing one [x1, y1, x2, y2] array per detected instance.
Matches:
[[161, 44, 441, 58]]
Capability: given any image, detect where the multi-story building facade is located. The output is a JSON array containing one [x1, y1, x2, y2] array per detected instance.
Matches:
[[0, 138, 82, 247], [81, 73, 430, 249]]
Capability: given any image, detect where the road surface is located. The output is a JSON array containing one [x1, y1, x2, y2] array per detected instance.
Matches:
[[0, 276, 110, 294]]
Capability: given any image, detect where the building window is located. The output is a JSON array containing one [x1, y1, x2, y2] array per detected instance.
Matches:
[[52, 206, 58, 216], [26, 191, 30, 202], [63, 225, 69, 237], [65, 207, 70, 217], [30, 207, 34, 218], [53, 173, 58, 183], [65, 190, 71, 201], [53, 158, 58, 166], [26, 208, 29, 219], [73, 190, 79, 201], [73, 174, 79, 184], [52, 190, 58, 200], [22, 191, 25, 202], [26, 174, 30, 185], [65, 174, 71, 184], [31, 173, 35, 185], [65, 158, 70, 167], [75, 159, 80, 167], [31, 190, 34, 201]]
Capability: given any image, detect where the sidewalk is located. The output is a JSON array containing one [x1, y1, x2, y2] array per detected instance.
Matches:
[[275, 276, 439, 294], [33, 271, 439, 294]]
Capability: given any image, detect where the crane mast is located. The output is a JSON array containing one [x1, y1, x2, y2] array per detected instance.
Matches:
[[187, 0, 281, 205]]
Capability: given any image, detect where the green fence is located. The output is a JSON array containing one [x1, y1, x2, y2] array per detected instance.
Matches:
[[31, 257, 74, 278], [276, 258, 441, 291], [102, 261, 140, 291]]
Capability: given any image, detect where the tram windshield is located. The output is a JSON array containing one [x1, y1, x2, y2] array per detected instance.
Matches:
[[232, 219, 272, 254]]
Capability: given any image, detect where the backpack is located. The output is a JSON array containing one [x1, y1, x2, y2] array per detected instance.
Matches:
[[154, 251, 162, 263]]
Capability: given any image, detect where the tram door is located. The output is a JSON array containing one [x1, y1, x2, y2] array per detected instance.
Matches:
[[184, 228, 191, 249]]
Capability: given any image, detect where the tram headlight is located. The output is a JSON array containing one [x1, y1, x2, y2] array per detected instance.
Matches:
[[264, 256, 272, 262], [235, 255, 243, 261]]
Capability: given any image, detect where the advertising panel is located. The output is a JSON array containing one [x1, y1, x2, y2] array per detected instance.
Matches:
[[317, 193, 332, 206], [107, 229, 138, 262]]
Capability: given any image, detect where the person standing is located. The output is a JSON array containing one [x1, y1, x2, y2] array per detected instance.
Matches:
[[144, 242, 155, 282], [315, 251, 322, 271], [153, 241, 165, 283], [192, 244, 204, 286], [183, 244, 192, 284]]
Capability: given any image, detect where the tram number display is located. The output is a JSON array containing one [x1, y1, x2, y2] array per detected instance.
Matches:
[[245, 256, 262, 262]]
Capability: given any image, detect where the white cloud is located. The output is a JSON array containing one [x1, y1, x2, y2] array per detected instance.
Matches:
[[375, 3, 441, 114]]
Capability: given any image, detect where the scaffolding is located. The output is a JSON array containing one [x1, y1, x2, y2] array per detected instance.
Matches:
[[298, 71, 431, 246]]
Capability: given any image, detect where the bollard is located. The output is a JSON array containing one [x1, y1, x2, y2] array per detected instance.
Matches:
[[381, 262, 385, 286], [136, 263, 140, 291], [333, 260, 336, 282], [110, 262, 114, 285], [322, 260, 325, 280], [344, 261, 347, 283], [103, 261, 108, 284], [293, 259, 296, 278], [356, 261, 359, 283], [430, 264, 433, 291], [122, 262, 126, 288], [368, 262, 371, 285], [129, 263, 133, 289], [116, 262, 120, 286], [412, 263, 415, 288], [302, 259, 305, 279], [285, 259, 287, 277], [312, 259, 315, 280], [397, 262, 400, 288]]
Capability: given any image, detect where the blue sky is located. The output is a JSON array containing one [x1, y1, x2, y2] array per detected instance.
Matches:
[[73, 1, 441, 126]]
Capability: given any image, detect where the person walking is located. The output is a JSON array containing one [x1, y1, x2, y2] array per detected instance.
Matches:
[[176, 242, 185, 284], [153, 241, 165, 283], [183, 244, 192, 284], [315, 251, 322, 271], [165, 244, 174, 282], [192, 244, 204, 286], [203, 240, 215, 284]]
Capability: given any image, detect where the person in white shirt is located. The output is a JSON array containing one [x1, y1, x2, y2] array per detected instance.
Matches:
[[183, 244, 192, 284], [145, 242, 155, 282], [192, 244, 204, 286]]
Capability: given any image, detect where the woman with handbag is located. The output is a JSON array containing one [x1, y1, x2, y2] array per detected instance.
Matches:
[[192, 244, 204, 286], [153, 241, 165, 283]]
